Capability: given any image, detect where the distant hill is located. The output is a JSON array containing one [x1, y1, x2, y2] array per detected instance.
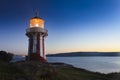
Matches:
[[47, 52, 120, 57]]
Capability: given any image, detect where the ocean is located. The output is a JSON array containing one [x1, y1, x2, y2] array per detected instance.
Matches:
[[12, 56, 120, 74], [47, 57, 120, 73]]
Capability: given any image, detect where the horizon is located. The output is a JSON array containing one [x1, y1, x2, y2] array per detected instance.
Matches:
[[0, 0, 120, 55], [11, 51, 120, 56]]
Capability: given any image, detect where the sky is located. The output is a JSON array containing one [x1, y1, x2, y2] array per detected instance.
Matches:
[[0, 0, 120, 55]]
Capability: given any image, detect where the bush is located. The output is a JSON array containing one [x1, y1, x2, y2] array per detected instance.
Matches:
[[0, 51, 13, 62]]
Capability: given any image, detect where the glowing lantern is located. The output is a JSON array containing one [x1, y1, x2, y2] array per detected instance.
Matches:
[[30, 17, 44, 28]]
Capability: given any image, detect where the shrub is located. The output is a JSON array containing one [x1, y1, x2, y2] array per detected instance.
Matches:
[[0, 51, 13, 62]]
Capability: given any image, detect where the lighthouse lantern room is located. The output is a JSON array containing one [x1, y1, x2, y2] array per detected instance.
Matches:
[[30, 17, 44, 28]]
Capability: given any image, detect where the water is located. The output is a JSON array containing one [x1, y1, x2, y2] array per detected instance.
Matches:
[[11, 55, 25, 62], [12, 56, 120, 73], [47, 57, 120, 74]]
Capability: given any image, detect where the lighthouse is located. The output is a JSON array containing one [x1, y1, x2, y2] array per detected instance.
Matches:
[[26, 13, 48, 62]]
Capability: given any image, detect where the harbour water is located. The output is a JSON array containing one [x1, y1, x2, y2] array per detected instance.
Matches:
[[47, 57, 120, 74]]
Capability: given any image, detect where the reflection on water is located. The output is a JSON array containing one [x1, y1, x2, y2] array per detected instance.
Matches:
[[47, 57, 120, 73]]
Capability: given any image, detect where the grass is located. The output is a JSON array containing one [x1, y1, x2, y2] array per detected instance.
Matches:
[[0, 61, 26, 80], [0, 61, 118, 80]]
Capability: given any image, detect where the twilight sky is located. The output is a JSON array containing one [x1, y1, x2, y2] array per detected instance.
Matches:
[[0, 0, 120, 55]]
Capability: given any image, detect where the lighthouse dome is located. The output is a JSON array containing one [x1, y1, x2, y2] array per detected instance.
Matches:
[[30, 16, 44, 29]]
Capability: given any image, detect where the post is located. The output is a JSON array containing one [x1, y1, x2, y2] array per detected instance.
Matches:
[[37, 32, 40, 54], [42, 35, 45, 59]]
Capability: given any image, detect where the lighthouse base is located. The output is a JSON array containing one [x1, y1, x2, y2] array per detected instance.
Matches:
[[26, 53, 47, 63]]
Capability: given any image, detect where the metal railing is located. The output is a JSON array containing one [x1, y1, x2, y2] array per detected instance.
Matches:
[[26, 27, 48, 33]]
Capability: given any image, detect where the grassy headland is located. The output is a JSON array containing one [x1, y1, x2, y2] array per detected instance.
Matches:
[[0, 61, 119, 80]]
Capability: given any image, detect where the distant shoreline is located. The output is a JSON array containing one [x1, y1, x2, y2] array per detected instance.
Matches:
[[47, 52, 120, 57], [47, 56, 120, 57]]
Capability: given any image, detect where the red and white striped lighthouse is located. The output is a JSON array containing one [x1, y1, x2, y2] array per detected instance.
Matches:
[[26, 13, 48, 62]]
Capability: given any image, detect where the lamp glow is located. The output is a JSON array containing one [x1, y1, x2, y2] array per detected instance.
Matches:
[[30, 17, 44, 28], [35, 24, 39, 27]]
